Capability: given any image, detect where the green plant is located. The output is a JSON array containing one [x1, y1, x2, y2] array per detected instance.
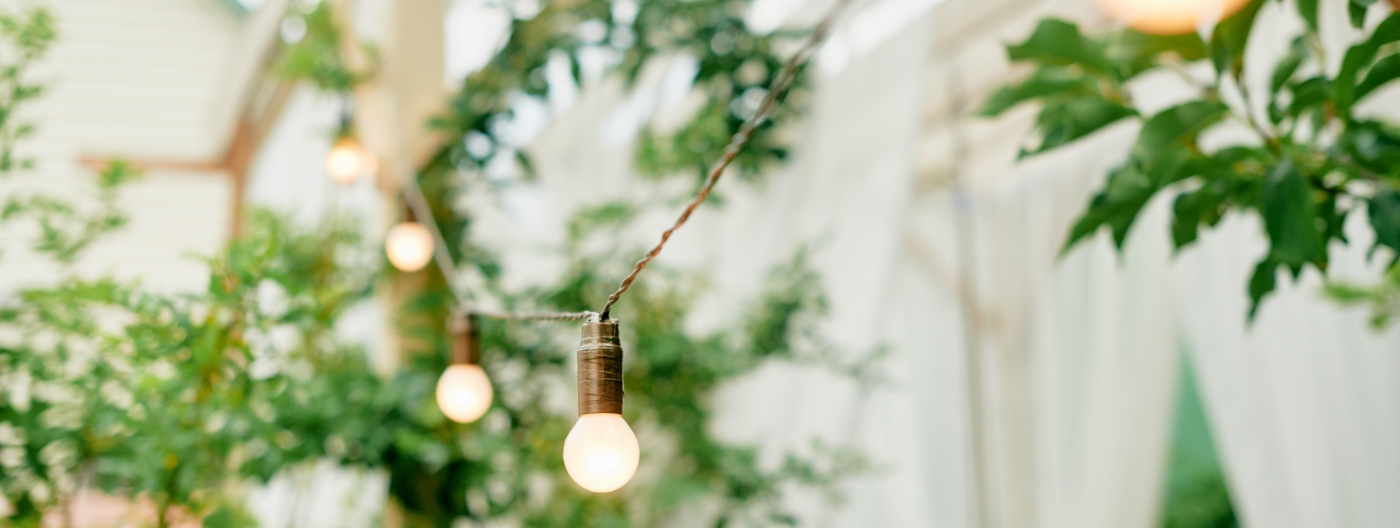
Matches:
[[429, 0, 805, 187], [1, 209, 375, 527], [982, 0, 1400, 319], [1, 3, 867, 527], [277, 0, 377, 93], [373, 0, 868, 523]]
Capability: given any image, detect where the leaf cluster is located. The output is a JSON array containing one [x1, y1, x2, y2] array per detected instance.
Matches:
[[425, 0, 805, 188], [2, 160, 138, 265], [276, 1, 378, 93], [0, 3, 866, 527], [984, 0, 1400, 319], [376, 225, 869, 527], [0, 209, 377, 527]]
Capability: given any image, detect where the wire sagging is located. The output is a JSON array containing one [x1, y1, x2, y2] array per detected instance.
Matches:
[[595, 0, 853, 319], [397, 0, 853, 324]]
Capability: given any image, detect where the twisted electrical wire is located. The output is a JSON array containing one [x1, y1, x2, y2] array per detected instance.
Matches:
[[596, 0, 853, 319], [400, 172, 471, 307], [400, 0, 852, 323], [471, 310, 598, 321], [400, 176, 598, 322]]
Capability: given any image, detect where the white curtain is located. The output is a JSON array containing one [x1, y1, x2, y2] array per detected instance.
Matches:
[[1173, 213, 1400, 528]]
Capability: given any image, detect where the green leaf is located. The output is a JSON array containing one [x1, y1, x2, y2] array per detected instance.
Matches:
[[1171, 182, 1227, 249], [1282, 76, 1332, 123], [1322, 280, 1377, 303], [1064, 163, 1160, 252], [1024, 95, 1137, 156], [1339, 120, 1400, 174], [978, 67, 1096, 117], [1247, 258, 1279, 320], [1107, 29, 1209, 77], [1260, 161, 1326, 268], [1270, 37, 1308, 96], [1132, 101, 1229, 166], [1368, 187, 1400, 263], [1006, 19, 1112, 75], [1210, 0, 1267, 78], [1335, 13, 1400, 117], [1297, 0, 1320, 32], [1318, 190, 1348, 245], [1349, 0, 1376, 29], [1354, 53, 1400, 102]]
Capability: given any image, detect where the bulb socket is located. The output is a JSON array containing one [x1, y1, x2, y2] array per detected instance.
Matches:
[[448, 312, 480, 365], [576, 318, 624, 415]]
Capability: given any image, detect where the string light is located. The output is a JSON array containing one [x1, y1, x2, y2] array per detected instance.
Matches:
[[1092, 0, 1250, 34], [563, 318, 638, 492], [326, 136, 377, 184], [595, 0, 850, 320], [385, 222, 435, 272], [436, 313, 493, 423], [326, 99, 377, 185], [374, 0, 852, 495]]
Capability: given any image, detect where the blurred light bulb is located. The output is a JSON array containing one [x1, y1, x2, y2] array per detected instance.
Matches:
[[1093, 0, 1250, 34], [326, 138, 377, 184], [385, 222, 434, 272], [436, 364, 493, 423], [563, 413, 639, 493]]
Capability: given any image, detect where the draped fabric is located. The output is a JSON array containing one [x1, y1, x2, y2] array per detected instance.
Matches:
[[1174, 214, 1400, 528]]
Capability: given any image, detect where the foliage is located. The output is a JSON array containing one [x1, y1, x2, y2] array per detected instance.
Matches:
[[0, 2, 865, 527], [428, 0, 805, 187], [2, 161, 138, 265], [377, 0, 866, 523], [0, 209, 375, 527], [1324, 263, 1400, 327], [276, 0, 377, 93], [0, 7, 52, 177], [982, 0, 1400, 320], [2, 206, 864, 527], [341, 248, 868, 528]]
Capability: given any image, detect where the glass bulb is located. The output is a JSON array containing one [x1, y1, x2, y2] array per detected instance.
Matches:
[[563, 413, 639, 493], [1093, 0, 1250, 34], [385, 222, 434, 272], [326, 138, 377, 184], [436, 364, 493, 423]]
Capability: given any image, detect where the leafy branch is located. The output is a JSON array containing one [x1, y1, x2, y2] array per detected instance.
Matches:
[[2, 160, 140, 265], [984, 0, 1400, 320]]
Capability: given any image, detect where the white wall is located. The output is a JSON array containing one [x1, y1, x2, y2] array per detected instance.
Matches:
[[0, 0, 242, 295]]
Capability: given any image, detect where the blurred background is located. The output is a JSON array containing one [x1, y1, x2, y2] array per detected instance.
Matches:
[[0, 0, 1398, 527]]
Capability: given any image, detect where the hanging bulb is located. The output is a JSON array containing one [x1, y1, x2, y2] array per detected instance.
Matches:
[[1092, 0, 1250, 34], [436, 314, 493, 423], [563, 318, 639, 493], [326, 137, 378, 184], [385, 222, 434, 272], [564, 413, 639, 492], [437, 364, 492, 423]]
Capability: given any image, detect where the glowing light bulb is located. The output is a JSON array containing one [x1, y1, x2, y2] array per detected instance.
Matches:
[[436, 364, 493, 423], [325, 138, 377, 184], [385, 222, 434, 272], [563, 413, 639, 493], [1093, 0, 1250, 34]]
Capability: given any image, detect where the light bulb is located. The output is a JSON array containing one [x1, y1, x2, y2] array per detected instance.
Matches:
[[565, 319, 638, 493], [385, 222, 434, 272], [1093, 0, 1250, 34], [325, 138, 377, 184], [436, 364, 493, 423], [563, 413, 639, 493]]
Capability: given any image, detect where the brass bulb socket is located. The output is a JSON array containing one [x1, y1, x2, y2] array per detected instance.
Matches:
[[448, 312, 480, 365], [576, 318, 624, 415]]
